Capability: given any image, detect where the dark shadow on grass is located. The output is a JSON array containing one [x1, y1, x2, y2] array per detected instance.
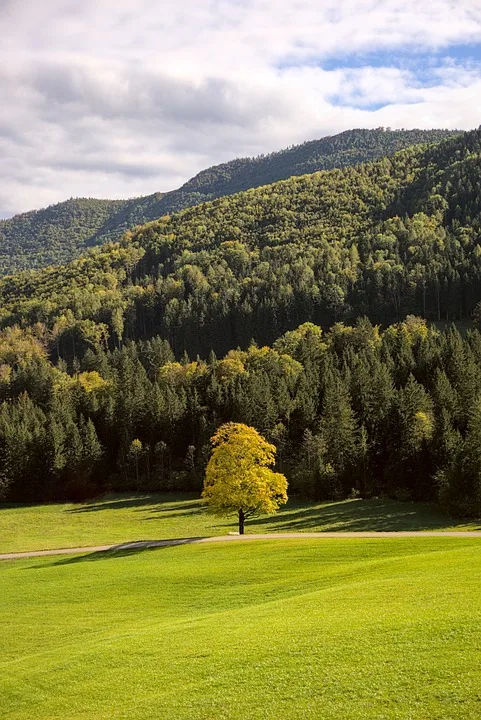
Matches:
[[67, 494, 200, 513], [30, 537, 207, 568], [248, 499, 481, 533], [142, 502, 206, 516], [141, 507, 209, 520]]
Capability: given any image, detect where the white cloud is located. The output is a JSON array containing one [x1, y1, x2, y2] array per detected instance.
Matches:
[[0, 0, 481, 215]]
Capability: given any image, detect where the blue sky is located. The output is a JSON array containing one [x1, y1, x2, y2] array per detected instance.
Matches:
[[322, 45, 481, 110], [320, 43, 481, 72], [1, 0, 481, 216]]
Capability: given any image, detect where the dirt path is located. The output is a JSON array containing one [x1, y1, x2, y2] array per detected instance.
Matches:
[[2, 530, 481, 561]]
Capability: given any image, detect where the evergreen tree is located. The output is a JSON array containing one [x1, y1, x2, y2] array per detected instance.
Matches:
[[320, 371, 358, 497]]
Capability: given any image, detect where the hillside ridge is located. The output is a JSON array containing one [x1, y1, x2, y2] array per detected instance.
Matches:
[[1, 128, 480, 360], [0, 128, 457, 275]]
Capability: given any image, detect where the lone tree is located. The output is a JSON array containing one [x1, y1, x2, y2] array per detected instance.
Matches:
[[202, 422, 288, 534]]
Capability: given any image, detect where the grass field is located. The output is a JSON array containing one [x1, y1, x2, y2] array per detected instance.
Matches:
[[1, 494, 480, 553], [1, 537, 480, 719]]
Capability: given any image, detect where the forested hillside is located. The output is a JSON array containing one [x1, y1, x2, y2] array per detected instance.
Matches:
[[1, 128, 481, 512], [1, 128, 480, 359], [0, 128, 456, 274], [1, 317, 481, 519], [177, 127, 457, 197], [0, 194, 164, 274]]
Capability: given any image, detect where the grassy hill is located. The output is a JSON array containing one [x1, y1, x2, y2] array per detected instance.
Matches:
[[1, 495, 479, 554], [0, 128, 457, 275], [2, 536, 480, 719]]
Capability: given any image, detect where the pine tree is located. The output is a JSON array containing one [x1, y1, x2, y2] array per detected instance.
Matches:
[[438, 399, 481, 517], [386, 375, 434, 498], [320, 371, 358, 496]]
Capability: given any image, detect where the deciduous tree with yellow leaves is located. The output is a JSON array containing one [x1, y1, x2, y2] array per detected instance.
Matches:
[[202, 422, 288, 534]]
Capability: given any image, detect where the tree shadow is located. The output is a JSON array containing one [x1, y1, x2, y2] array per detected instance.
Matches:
[[249, 499, 481, 533], [30, 537, 207, 568], [67, 494, 201, 514], [0, 502, 38, 510], [141, 507, 210, 520], [142, 503, 207, 517]]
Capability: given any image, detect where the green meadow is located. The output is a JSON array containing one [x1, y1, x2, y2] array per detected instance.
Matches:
[[1, 537, 481, 719], [1, 495, 480, 553]]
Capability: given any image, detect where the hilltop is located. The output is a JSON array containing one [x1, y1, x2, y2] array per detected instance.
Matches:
[[1, 128, 479, 358], [0, 128, 457, 275]]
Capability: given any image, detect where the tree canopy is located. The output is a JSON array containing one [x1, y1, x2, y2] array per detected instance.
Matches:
[[202, 423, 288, 533], [0, 316, 480, 518]]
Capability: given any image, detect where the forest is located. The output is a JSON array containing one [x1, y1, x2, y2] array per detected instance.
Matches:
[[0, 316, 480, 518], [0, 128, 456, 275], [1, 128, 481, 357], [1, 128, 481, 514]]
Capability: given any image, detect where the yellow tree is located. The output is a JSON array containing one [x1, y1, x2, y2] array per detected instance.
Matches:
[[202, 423, 288, 534]]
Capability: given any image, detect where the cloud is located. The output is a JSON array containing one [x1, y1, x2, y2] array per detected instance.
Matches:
[[0, 0, 481, 215]]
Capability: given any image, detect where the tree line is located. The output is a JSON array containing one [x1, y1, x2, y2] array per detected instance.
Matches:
[[0, 316, 480, 517], [1, 128, 481, 516]]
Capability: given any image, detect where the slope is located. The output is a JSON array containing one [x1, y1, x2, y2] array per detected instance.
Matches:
[[2, 539, 480, 719], [0, 128, 479, 359], [0, 128, 457, 275], [0, 194, 164, 275]]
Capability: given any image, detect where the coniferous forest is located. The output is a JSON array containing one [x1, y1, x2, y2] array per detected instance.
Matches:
[[1, 128, 481, 515]]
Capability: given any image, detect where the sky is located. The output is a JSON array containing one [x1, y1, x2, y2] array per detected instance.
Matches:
[[1, 0, 481, 218]]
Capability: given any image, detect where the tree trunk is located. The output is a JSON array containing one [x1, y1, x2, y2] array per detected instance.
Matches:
[[146, 451, 151, 483], [238, 508, 245, 535]]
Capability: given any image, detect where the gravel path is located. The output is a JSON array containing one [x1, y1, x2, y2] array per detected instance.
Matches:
[[1, 530, 481, 561]]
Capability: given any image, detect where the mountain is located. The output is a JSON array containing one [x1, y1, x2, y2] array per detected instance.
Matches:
[[0, 128, 480, 361], [1, 127, 481, 509], [0, 128, 457, 275], [0, 194, 165, 275]]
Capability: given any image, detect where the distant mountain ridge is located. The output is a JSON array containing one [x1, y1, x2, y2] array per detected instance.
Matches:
[[2, 127, 481, 361], [0, 127, 458, 275], [0, 194, 165, 274]]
